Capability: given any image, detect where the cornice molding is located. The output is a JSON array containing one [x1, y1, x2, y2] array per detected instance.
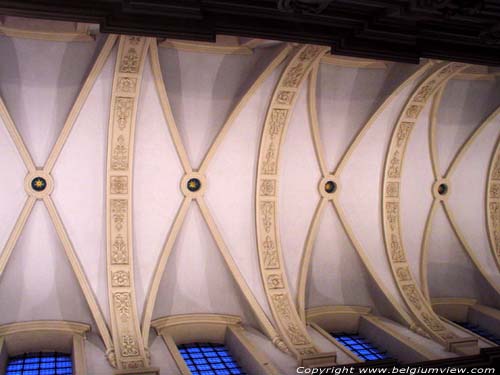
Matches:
[[0, 321, 90, 337]]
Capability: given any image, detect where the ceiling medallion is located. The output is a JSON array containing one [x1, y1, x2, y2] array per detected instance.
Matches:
[[181, 173, 206, 197], [31, 177, 47, 192], [24, 171, 54, 198], [324, 180, 337, 194], [277, 0, 334, 14], [432, 179, 451, 201], [437, 183, 448, 196], [187, 178, 201, 192], [319, 175, 340, 199]]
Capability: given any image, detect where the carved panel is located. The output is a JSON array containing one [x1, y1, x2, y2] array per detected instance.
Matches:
[[255, 45, 328, 357], [107, 35, 151, 369], [382, 62, 468, 345], [111, 176, 128, 194], [275, 90, 295, 105], [117, 77, 138, 93], [260, 179, 276, 196]]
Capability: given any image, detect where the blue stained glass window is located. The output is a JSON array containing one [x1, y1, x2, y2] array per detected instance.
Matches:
[[331, 333, 392, 361], [6, 352, 72, 375], [454, 321, 500, 345], [177, 343, 247, 375]]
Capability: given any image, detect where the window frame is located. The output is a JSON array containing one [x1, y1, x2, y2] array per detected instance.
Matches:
[[432, 298, 500, 347], [306, 305, 437, 364], [0, 320, 90, 375], [151, 314, 279, 375]]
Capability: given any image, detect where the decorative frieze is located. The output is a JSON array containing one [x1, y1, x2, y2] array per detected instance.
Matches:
[[106, 35, 151, 370], [256, 44, 328, 358], [382, 62, 469, 346]]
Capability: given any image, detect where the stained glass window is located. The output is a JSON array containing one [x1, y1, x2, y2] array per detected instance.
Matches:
[[331, 333, 392, 361], [177, 343, 247, 375], [5, 352, 72, 375], [454, 321, 500, 345]]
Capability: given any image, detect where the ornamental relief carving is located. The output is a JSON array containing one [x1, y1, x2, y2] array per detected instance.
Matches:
[[287, 323, 309, 345], [267, 274, 284, 289], [260, 179, 276, 196], [117, 77, 137, 93], [421, 311, 445, 331], [396, 266, 412, 282], [271, 294, 312, 347], [263, 235, 280, 269], [276, 90, 295, 105], [256, 45, 327, 356], [112, 235, 128, 265], [111, 135, 129, 171], [493, 155, 500, 180], [298, 45, 321, 61], [406, 104, 422, 119], [414, 81, 435, 102], [283, 64, 306, 88], [388, 151, 402, 178], [120, 48, 140, 73], [121, 335, 140, 357], [115, 97, 134, 130], [397, 122, 414, 147], [269, 109, 288, 138], [272, 294, 292, 319], [114, 292, 131, 323], [390, 234, 406, 262], [262, 141, 278, 175], [382, 62, 468, 344], [490, 202, 499, 226], [107, 35, 149, 369], [402, 284, 422, 310], [386, 182, 399, 198], [490, 183, 500, 198], [111, 199, 127, 232], [112, 270, 131, 287], [386, 202, 399, 231], [111, 176, 128, 194], [261, 201, 274, 233]]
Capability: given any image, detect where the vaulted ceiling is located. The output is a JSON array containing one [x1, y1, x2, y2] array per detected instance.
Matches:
[[0, 15, 499, 374]]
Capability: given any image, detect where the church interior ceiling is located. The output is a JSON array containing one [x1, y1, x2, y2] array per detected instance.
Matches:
[[0, 14, 499, 374]]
